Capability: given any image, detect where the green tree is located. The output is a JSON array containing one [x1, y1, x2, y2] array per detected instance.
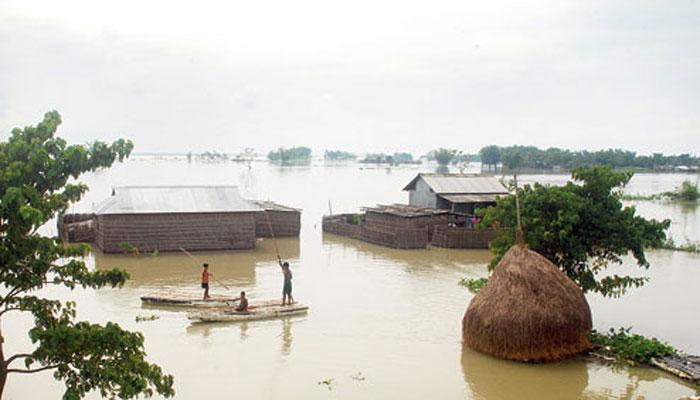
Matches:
[[324, 150, 356, 161], [268, 146, 312, 164], [479, 145, 501, 172], [0, 112, 174, 398], [500, 147, 523, 172], [664, 180, 700, 201], [479, 166, 669, 297], [431, 148, 459, 166]]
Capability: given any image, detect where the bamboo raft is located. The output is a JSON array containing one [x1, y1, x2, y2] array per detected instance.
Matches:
[[187, 301, 309, 323], [652, 354, 700, 382], [141, 291, 240, 308]]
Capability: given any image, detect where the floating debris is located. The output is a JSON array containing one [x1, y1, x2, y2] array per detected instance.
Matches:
[[652, 354, 700, 382], [135, 314, 160, 322], [317, 378, 334, 391], [351, 372, 366, 382]]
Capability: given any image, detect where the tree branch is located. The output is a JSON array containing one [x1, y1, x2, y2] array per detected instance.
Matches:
[[0, 286, 25, 307], [4, 353, 33, 367], [6, 365, 58, 374]]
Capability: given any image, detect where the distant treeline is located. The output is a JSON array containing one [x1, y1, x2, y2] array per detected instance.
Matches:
[[268, 146, 312, 163], [264, 145, 699, 171], [479, 145, 700, 171], [324, 150, 356, 161], [359, 152, 416, 165]]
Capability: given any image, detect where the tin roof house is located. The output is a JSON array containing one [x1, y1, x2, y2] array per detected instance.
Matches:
[[402, 174, 508, 214], [92, 186, 262, 253]]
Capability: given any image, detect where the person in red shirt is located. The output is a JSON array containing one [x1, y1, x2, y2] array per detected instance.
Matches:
[[201, 263, 213, 300]]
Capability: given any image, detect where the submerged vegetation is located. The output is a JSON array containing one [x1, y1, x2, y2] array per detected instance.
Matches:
[[479, 166, 670, 297], [622, 180, 700, 202], [589, 328, 676, 365], [667, 180, 700, 201], [657, 238, 700, 253], [135, 314, 160, 323]]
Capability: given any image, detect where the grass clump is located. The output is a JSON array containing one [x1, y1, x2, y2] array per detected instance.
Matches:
[[665, 180, 700, 201], [657, 238, 700, 253], [589, 327, 676, 365], [458, 277, 489, 294], [135, 314, 160, 323]]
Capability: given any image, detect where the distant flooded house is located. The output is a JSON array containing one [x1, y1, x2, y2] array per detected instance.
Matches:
[[322, 174, 507, 250], [60, 186, 301, 253], [323, 204, 448, 249], [402, 174, 508, 214]]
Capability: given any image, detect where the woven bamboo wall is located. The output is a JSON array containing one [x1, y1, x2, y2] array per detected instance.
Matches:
[[95, 212, 257, 253], [322, 215, 429, 249], [254, 210, 301, 237], [322, 215, 364, 239], [60, 213, 96, 243], [364, 211, 446, 240], [431, 226, 498, 249]]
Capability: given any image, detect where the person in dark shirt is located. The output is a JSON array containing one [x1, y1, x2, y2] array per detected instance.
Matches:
[[279, 260, 294, 305]]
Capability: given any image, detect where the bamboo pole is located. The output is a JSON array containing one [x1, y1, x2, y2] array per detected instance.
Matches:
[[264, 210, 281, 261], [513, 174, 525, 245], [178, 247, 231, 290]]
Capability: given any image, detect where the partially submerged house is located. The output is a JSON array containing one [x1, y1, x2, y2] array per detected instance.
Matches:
[[323, 204, 448, 249], [251, 200, 301, 238], [61, 186, 301, 253], [322, 174, 508, 250], [403, 174, 508, 214]]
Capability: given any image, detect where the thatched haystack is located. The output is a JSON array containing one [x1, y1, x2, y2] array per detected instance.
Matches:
[[462, 244, 592, 362]]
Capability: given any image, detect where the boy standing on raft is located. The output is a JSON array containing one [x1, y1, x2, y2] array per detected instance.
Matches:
[[201, 263, 213, 300], [279, 260, 294, 305]]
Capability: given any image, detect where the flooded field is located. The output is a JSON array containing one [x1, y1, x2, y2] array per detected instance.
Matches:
[[4, 158, 699, 399]]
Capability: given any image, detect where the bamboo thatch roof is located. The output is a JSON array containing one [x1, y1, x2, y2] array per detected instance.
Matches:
[[361, 203, 449, 218], [462, 244, 592, 362]]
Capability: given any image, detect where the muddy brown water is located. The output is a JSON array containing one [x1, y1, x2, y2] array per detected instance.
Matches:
[[4, 158, 699, 399]]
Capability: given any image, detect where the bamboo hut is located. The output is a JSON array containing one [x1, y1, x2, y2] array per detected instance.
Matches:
[[93, 186, 261, 253], [322, 204, 448, 249], [251, 200, 301, 237], [462, 244, 592, 362]]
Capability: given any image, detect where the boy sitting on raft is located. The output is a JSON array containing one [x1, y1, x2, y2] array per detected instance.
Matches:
[[235, 291, 249, 313]]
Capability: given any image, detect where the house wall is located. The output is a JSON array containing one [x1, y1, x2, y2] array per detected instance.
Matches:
[[408, 178, 438, 208], [254, 210, 301, 237], [95, 212, 257, 253], [431, 226, 500, 249], [322, 214, 430, 249]]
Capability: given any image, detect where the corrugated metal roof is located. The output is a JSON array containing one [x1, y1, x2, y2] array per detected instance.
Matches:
[[403, 174, 508, 194], [438, 193, 503, 203], [94, 186, 261, 214]]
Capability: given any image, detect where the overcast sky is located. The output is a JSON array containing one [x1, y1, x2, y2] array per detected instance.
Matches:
[[1, 0, 698, 156]]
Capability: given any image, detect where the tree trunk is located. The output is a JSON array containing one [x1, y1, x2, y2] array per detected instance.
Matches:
[[0, 319, 7, 399]]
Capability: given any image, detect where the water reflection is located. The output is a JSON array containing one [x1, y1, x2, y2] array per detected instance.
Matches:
[[185, 321, 250, 339], [322, 232, 492, 268], [280, 318, 293, 356], [91, 238, 300, 287], [461, 346, 589, 400], [580, 361, 693, 399]]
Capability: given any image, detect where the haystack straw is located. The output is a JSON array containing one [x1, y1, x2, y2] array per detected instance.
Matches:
[[462, 244, 592, 362]]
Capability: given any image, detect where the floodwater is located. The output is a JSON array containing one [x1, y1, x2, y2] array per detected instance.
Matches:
[[4, 158, 699, 399]]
